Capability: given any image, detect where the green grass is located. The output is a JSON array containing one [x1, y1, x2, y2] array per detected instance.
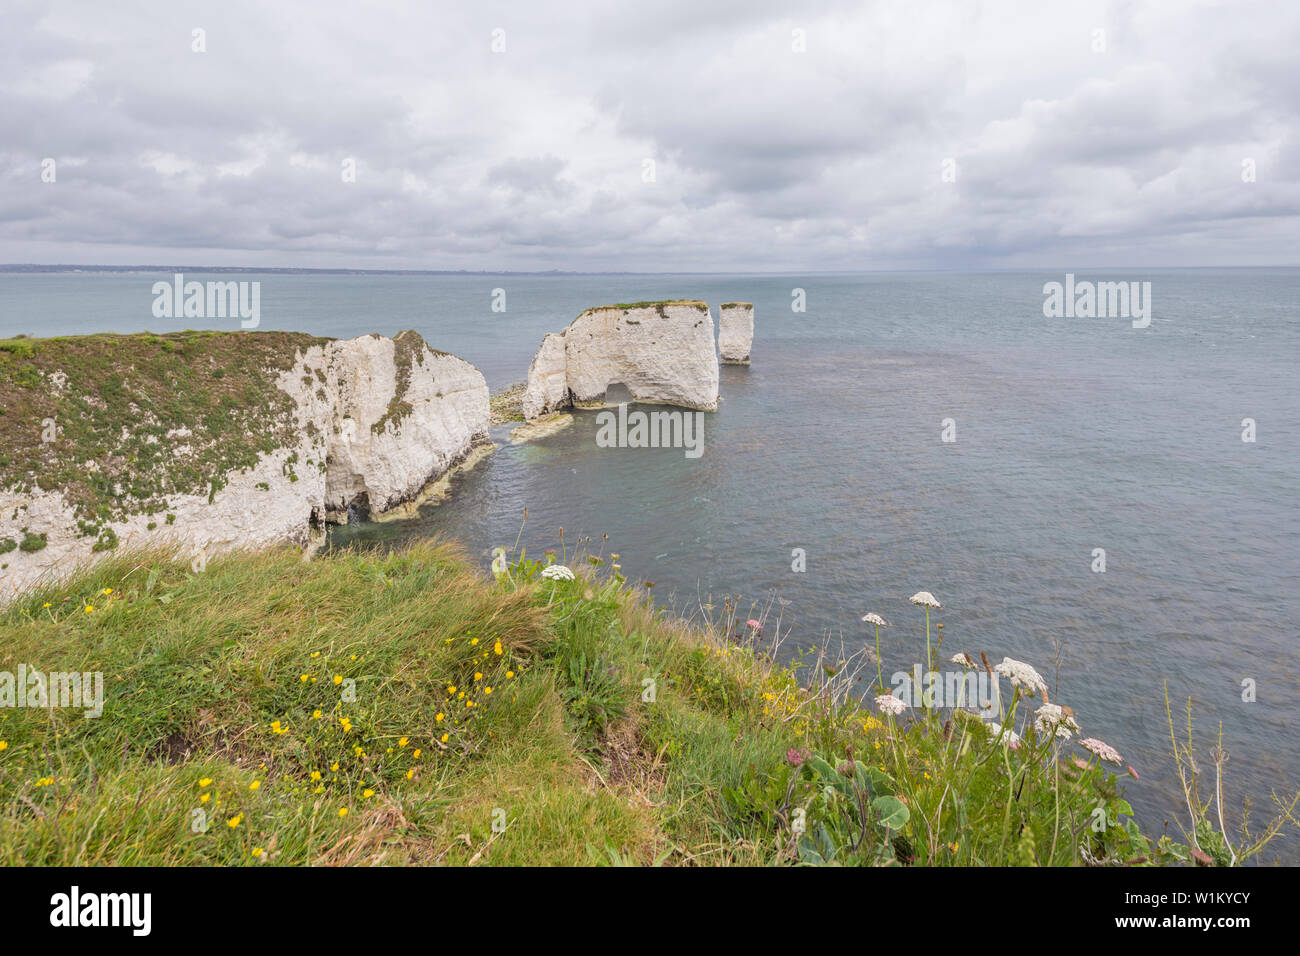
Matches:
[[0, 538, 1282, 866]]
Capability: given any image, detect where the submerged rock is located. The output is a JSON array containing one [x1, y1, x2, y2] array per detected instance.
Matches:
[[522, 301, 719, 420], [718, 302, 754, 364]]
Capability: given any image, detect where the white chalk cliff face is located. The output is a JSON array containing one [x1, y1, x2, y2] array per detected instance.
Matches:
[[523, 302, 719, 420], [0, 332, 489, 604], [718, 303, 754, 365]]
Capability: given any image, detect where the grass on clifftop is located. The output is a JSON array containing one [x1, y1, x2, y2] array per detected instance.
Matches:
[[0, 539, 1287, 866], [0, 330, 328, 542]]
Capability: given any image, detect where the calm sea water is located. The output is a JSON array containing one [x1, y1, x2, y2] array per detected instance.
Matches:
[[3, 269, 1298, 860]]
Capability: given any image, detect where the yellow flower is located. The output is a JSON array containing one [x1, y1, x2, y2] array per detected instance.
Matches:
[[362, 789, 375, 798], [310, 771, 322, 781], [440, 733, 449, 743], [473, 672, 482, 681], [447, 685, 456, 694], [399, 737, 409, 747], [435, 712, 444, 722], [84, 605, 94, 613], [42, 602, 51, 608], [299, 674, 309, 683], [199, 777, 212, 787], [413, 749, 421, 759], [249, 780, 261, 790], [312, 709, 322, 719], [200, 793, 210, 803], [339, 717, 352, 732], [405, 768, 414, 780], [338, 807, 348, 818], [313, 785, 324, 794], [270, 720, 287, 734], [494, 640, 503, 655], [470, 638, 479, 646], [331, 762, 339, 772], [227, 815, 242, 828], [484, 687, 493, 695], [333, 674, 343, 685], [506, 671, 514, 679], [311, 651, 320, 658], [252, 847, 263, 858], [101, 588, 112, 595]]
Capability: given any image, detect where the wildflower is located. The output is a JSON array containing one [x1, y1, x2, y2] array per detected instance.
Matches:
[[1034, 703, 1080, 740], [84, 605, 94, 613], [506, 671, 515, 679], [993, 658, 1048, 698], [470, 638, 479, 646], [199, 778, 212, 787], [42, 602, 51, 608], [413, 749, 421, 759], [227, 815, 242, 828], [331, 762, 339, 772], [541, 564, 575, 582], [311, 651, 320, 658], [406, 768, 415, 780], [785, 748, 810, 767], [436, 712, 445, 722], [1080, 737, 1123, 764], [362, 789, 375, 798], [270, 720, 287, 734], [252, 848, 264, 858], [399, 736, 409, 747], [200, 793, 210, 803], [333, 674, 343, 685], [310, 771, 322, 781], [951, 652, 976, 668], [339, 717, 352, 732], [746, 619, 762, 631], [312, 709, 322, 719], [338, 807, 348, 818], [875, 693, 907, 716], [299, 674, 309, 683], [101, 588, 112, 595], [447, 685, 456, 694], [484, 687, 492, 694], [249, 780, 261, 791], [985, 721, 1022, 749], [494, 640, 503, 656], [909, 592, 941, 608], [474, 672, 482, 681], [440, 733, 449, 743], [861, 613, 889, 627]]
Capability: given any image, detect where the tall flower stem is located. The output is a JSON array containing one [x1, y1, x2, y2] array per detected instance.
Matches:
[[874, 623, 883, 692]]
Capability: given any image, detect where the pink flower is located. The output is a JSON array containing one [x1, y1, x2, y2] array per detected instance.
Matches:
[[1080, 737, 1123, 765], [875, 693, 907, 716], [746, 619, 762, 630], [786, 748, 810, 767]]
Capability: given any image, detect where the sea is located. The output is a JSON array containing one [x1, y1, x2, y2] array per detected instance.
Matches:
[[2, 267, 1297, 861]]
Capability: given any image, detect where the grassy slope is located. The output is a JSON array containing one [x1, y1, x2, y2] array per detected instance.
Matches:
[[0, 537, 1215, 867]]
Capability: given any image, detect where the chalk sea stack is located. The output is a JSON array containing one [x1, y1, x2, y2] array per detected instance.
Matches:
[[718, 302, 754, 365], [522, 301, 719, 420]]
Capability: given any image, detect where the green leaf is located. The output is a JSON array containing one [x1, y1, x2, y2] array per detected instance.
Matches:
[[872, 795, 910, 829]]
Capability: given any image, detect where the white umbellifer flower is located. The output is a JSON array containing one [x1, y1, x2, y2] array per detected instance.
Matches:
[[875, 693, 907, 716], [984, 721, 1022, 749], [993, 657, 1049, 698], [861, 613, 889, 627], [1080, 737, 1123, 764], [951, 652, 976, 668], [909, 591, 941, 608], [540, 564, 575, 581], [1034, 703, 1080, 740]]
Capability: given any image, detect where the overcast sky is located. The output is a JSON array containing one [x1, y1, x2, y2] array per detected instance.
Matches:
[[1, 0, 1297, 271]]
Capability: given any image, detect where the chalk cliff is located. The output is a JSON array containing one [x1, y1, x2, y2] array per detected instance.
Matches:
[[522, 301, 719, 420], [0, 330, 488, 603], [718, 302, 754, 364]]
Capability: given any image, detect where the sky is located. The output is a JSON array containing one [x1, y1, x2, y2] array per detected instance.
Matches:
[[1, 0, 1297, 272]]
